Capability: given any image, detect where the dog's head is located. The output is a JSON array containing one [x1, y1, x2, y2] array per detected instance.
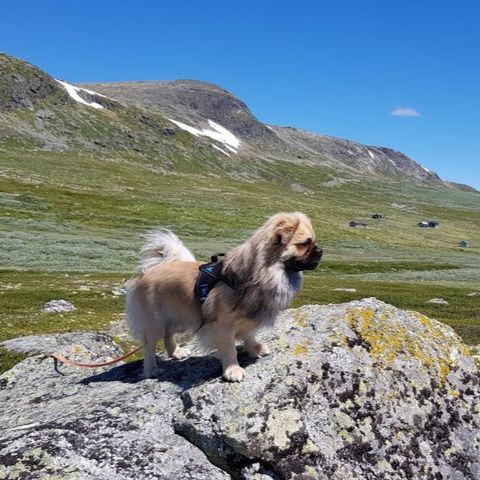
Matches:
[[270, 212, 323, 271]]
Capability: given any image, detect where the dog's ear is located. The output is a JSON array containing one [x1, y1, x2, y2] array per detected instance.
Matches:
[[274, 219, 297, 245]]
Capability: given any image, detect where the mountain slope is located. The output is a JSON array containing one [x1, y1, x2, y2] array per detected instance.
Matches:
[[271, 126, 442, 182], [0, 53, 72, 111], [0, 52, 474, 190]]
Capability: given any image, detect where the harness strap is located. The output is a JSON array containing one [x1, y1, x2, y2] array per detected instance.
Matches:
[[196, 256, 234, 304], [50, 345, 143, 374]]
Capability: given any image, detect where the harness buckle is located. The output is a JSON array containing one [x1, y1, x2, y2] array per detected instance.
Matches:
[[210, 253, 225, 263]]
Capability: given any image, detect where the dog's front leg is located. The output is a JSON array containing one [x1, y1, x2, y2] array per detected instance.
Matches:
[[211, 329, 245, 382]]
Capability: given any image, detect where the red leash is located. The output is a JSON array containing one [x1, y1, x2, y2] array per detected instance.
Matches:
[[50, 345, 143, 374]]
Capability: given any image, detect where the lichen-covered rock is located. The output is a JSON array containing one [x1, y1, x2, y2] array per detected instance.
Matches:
[[177, 298, 480, 479], [0, 332, 114, 356], [0, 334, 229, 480], [0, 298, 478, 479]]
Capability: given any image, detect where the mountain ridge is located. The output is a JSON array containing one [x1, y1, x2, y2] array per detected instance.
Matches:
[[0, 52, 476, 191], [82, 78, 475, 191]]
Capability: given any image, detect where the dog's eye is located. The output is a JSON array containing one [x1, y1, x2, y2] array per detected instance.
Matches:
[[300, 238, 312, 246]]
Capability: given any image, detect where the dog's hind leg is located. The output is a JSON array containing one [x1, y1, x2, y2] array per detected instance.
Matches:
[[165, 329, 191, 360], [126, 288, 159, 378], [241, 330, 270, 358], [143, 329, 160, 378]]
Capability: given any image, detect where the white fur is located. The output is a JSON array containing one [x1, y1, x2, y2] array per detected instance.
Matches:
[[138, 229, 195, 273]]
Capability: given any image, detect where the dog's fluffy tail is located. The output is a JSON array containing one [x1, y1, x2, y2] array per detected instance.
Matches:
[[138, 229, 196, 273]]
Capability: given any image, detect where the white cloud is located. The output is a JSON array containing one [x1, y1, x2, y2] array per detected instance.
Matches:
[[390, 107, 421, 117]]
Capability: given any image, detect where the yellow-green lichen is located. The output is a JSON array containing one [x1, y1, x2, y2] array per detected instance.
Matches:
[[301, 440, 321, 454], [277, 334, 288, 350], [0, 448, 62, 480], [346, 306, 468, 387], [265, 409, 303, 449], [290, 309, 309, 328], [293, 343, 310, 356], [302, 465, 323, 479]]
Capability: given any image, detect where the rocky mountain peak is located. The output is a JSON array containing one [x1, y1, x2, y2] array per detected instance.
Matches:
[[83, 79, 277, 142]]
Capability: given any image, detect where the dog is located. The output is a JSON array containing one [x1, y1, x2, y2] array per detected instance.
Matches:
[[126, 212, 322, 381]]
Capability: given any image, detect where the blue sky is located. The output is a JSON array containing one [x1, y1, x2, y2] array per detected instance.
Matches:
[[2, 0, 479, 189]]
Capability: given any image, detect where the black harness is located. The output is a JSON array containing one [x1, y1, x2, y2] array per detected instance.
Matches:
[[195, 254, 232, 303]]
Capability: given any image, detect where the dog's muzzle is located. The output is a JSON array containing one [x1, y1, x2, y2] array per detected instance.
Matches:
[[285, 245, 323, 272]]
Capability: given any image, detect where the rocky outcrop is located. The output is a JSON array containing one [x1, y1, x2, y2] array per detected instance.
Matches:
[[0, 298, 478, 479], [0, 53, 71, 111]]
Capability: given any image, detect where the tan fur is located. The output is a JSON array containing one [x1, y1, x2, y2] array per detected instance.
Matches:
[[126, 212, 321, 381]]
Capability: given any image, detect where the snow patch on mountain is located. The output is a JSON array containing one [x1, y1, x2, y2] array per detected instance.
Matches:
[[56, 80, 105, 109], [211, 144, 231, 156], [168, 118, 240, 153], [168, 119, 198, 136], [387, 158, 397, 167]]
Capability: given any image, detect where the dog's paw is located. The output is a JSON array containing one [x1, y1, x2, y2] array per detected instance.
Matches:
[[171, 346, 191, 360], [256, 343, 270, 357], [246, 342, 270, 358], [223, 365, 245, 382]]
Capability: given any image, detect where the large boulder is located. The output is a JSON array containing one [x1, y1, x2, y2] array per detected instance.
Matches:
[[0, 298, 478, 479]]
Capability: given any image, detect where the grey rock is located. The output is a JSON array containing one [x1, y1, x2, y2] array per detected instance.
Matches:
[[0, 333, 228, 480], [111, 286, 127, 296], [289, 183, 313, 194], [176, 298, 480, 479], [0, 298, 478, 479], [241, 463, 279, 480], [427, 298, 449, 305], [42, 299, 77, 313], [1, 332, 119, 356]]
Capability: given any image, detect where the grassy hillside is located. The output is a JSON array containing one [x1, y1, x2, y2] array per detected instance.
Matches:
[[1, 139, 479, 270]]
